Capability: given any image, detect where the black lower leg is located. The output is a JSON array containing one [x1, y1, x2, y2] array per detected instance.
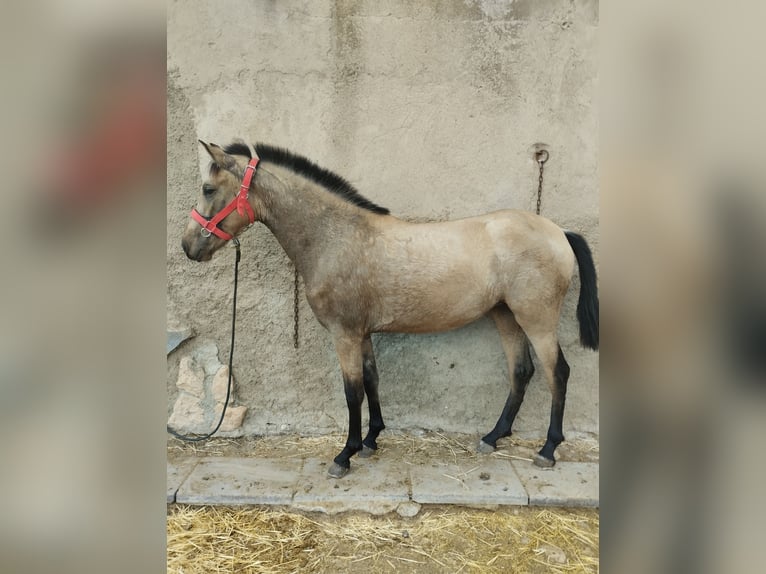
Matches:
[[334, 377, 364, 469], [362, 355, 385, 450], [482, 345, 534, 447], [538, 347, 570, 462]]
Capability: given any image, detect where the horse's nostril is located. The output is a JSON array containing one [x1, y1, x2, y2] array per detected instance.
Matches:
[[182, 239, 193, 259]]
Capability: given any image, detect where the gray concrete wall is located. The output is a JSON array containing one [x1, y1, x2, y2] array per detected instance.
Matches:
[[167, 0, 598, 440]]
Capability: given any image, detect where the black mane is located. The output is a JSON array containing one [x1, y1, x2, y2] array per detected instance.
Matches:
[[220, 142, 390, 215]]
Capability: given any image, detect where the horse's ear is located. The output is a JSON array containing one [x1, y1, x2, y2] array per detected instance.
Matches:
[[199, 140, 237, 172]]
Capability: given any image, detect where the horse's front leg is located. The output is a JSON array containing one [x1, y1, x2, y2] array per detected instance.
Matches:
[[359, 336, 385, 457], [328, 334, 365, 478]]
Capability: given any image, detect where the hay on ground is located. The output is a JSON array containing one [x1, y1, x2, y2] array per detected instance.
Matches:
[[167, 430, 598, 465], [167, 505, 599, 574]]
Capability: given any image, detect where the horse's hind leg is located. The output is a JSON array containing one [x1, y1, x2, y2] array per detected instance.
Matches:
[[519, 325, 571, 467], [479, 305, 535, 453], [359, 336, 385, 457]]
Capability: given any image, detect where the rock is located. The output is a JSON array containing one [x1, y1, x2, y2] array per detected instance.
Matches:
[[538, 544, 567, 565], [214, 404, 248, 431], [168, 392, 206, 432], [167, 328, 194, 355], [194, 340, 223, 376], [212, 365, 232, 403], [176, 357, 205, 398], [170, 340, 246, 436], [396, 501, 421, 518]]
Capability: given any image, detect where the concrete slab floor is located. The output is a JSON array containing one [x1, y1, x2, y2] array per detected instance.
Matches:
[[167, 459, 198, 503], [410, 458, 528, 507], [175, 457, 303, 505], [292, 458, 410, 515], [169, 456, 598, 510], [512, 461, 599, 508]]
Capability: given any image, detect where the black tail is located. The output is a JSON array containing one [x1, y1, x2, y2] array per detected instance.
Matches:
[[565, 232, 599, 350]]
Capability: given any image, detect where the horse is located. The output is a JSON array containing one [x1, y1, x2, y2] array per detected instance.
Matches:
[[181, 140, 599, 478]]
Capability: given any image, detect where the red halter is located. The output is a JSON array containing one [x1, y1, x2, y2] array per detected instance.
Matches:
[[190, 156, 259, 241]]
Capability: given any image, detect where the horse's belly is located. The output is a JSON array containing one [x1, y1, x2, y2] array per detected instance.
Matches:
[[374, 292, 495, 334]]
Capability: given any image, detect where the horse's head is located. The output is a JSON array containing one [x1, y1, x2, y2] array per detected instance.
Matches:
[[182, 140, 261, 261]]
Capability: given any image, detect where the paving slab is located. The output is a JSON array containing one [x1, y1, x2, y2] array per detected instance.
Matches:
[[175, 457, 302, 505], [511, 461, 598, 507], [410, 458, 528, 506], [167, 459, 199, 503], [292, 457, 410, 515], [168, 453, 598, 511]]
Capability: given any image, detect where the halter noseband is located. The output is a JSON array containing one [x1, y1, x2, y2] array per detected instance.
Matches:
[[190, 155, 259, 241]]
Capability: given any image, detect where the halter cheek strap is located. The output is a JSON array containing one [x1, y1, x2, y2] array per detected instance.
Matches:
[[191, 156, 259, 241]]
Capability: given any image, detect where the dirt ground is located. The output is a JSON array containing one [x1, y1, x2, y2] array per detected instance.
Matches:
[[167, 431, 599, 572], [167, 429, 599, 467]]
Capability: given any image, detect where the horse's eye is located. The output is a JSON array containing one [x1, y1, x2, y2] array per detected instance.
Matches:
[[202, 184, 216, 197]]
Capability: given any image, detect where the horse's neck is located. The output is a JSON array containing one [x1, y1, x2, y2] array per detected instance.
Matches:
[[257, 166, 370, 281]]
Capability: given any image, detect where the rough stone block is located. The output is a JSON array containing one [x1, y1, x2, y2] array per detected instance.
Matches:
[[167, 392, 206, 433], [211, 366, 231, 403], [511, 461, 598, 507], [213, 403, 248, 432], [176, 356, 204, 397], [410, 458, 528, 506], [176, 457, 302, 505], [396, 501, 422, 518], [167, 328, 194, 355]]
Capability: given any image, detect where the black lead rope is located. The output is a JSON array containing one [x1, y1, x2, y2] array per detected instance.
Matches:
[[167, 238, 241, 442]]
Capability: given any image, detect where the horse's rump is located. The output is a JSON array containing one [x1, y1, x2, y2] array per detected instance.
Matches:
[[364, 210, 575, 334]]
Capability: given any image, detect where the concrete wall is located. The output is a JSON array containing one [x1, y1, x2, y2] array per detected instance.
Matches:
[[167, 0, 598, 440]]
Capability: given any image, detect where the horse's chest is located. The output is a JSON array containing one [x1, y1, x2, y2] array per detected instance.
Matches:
[[305, 281, 373, 328]]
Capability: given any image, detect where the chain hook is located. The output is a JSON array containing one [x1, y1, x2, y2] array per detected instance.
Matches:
[[535, 149, 548, 215]]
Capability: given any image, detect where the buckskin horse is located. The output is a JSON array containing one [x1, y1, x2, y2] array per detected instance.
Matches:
[[181, 141, 599, 478]]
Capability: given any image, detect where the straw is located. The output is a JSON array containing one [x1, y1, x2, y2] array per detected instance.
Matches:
[[168, 430, 598, 464], [168, 505, 598, 573]]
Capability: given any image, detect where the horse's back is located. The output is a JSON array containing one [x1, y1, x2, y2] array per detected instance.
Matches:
[[362, 210, 574, 333], [375, 209, 574, 286]]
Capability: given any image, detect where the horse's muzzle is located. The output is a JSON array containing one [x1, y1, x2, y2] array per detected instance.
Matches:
[[182, 237, 212, 262]]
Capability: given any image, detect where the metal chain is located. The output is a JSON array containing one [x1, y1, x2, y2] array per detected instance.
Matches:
[[535, 149, 548, 215], [293, 267, 300, 349]]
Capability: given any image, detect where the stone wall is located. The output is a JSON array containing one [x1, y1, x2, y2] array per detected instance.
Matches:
[[167, 0, 598, 440]]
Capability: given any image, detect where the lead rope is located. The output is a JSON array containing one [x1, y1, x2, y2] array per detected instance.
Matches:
[[535, 149, 548, 215], [167, 238, 241, 442], [293, 267, 300, 349]]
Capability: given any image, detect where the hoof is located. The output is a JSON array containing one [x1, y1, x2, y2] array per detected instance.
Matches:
[[477, 440, 496, 454], [533, 454, 556, 468], [358, 445, 376, 458], [328, 462, 349, 478]]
